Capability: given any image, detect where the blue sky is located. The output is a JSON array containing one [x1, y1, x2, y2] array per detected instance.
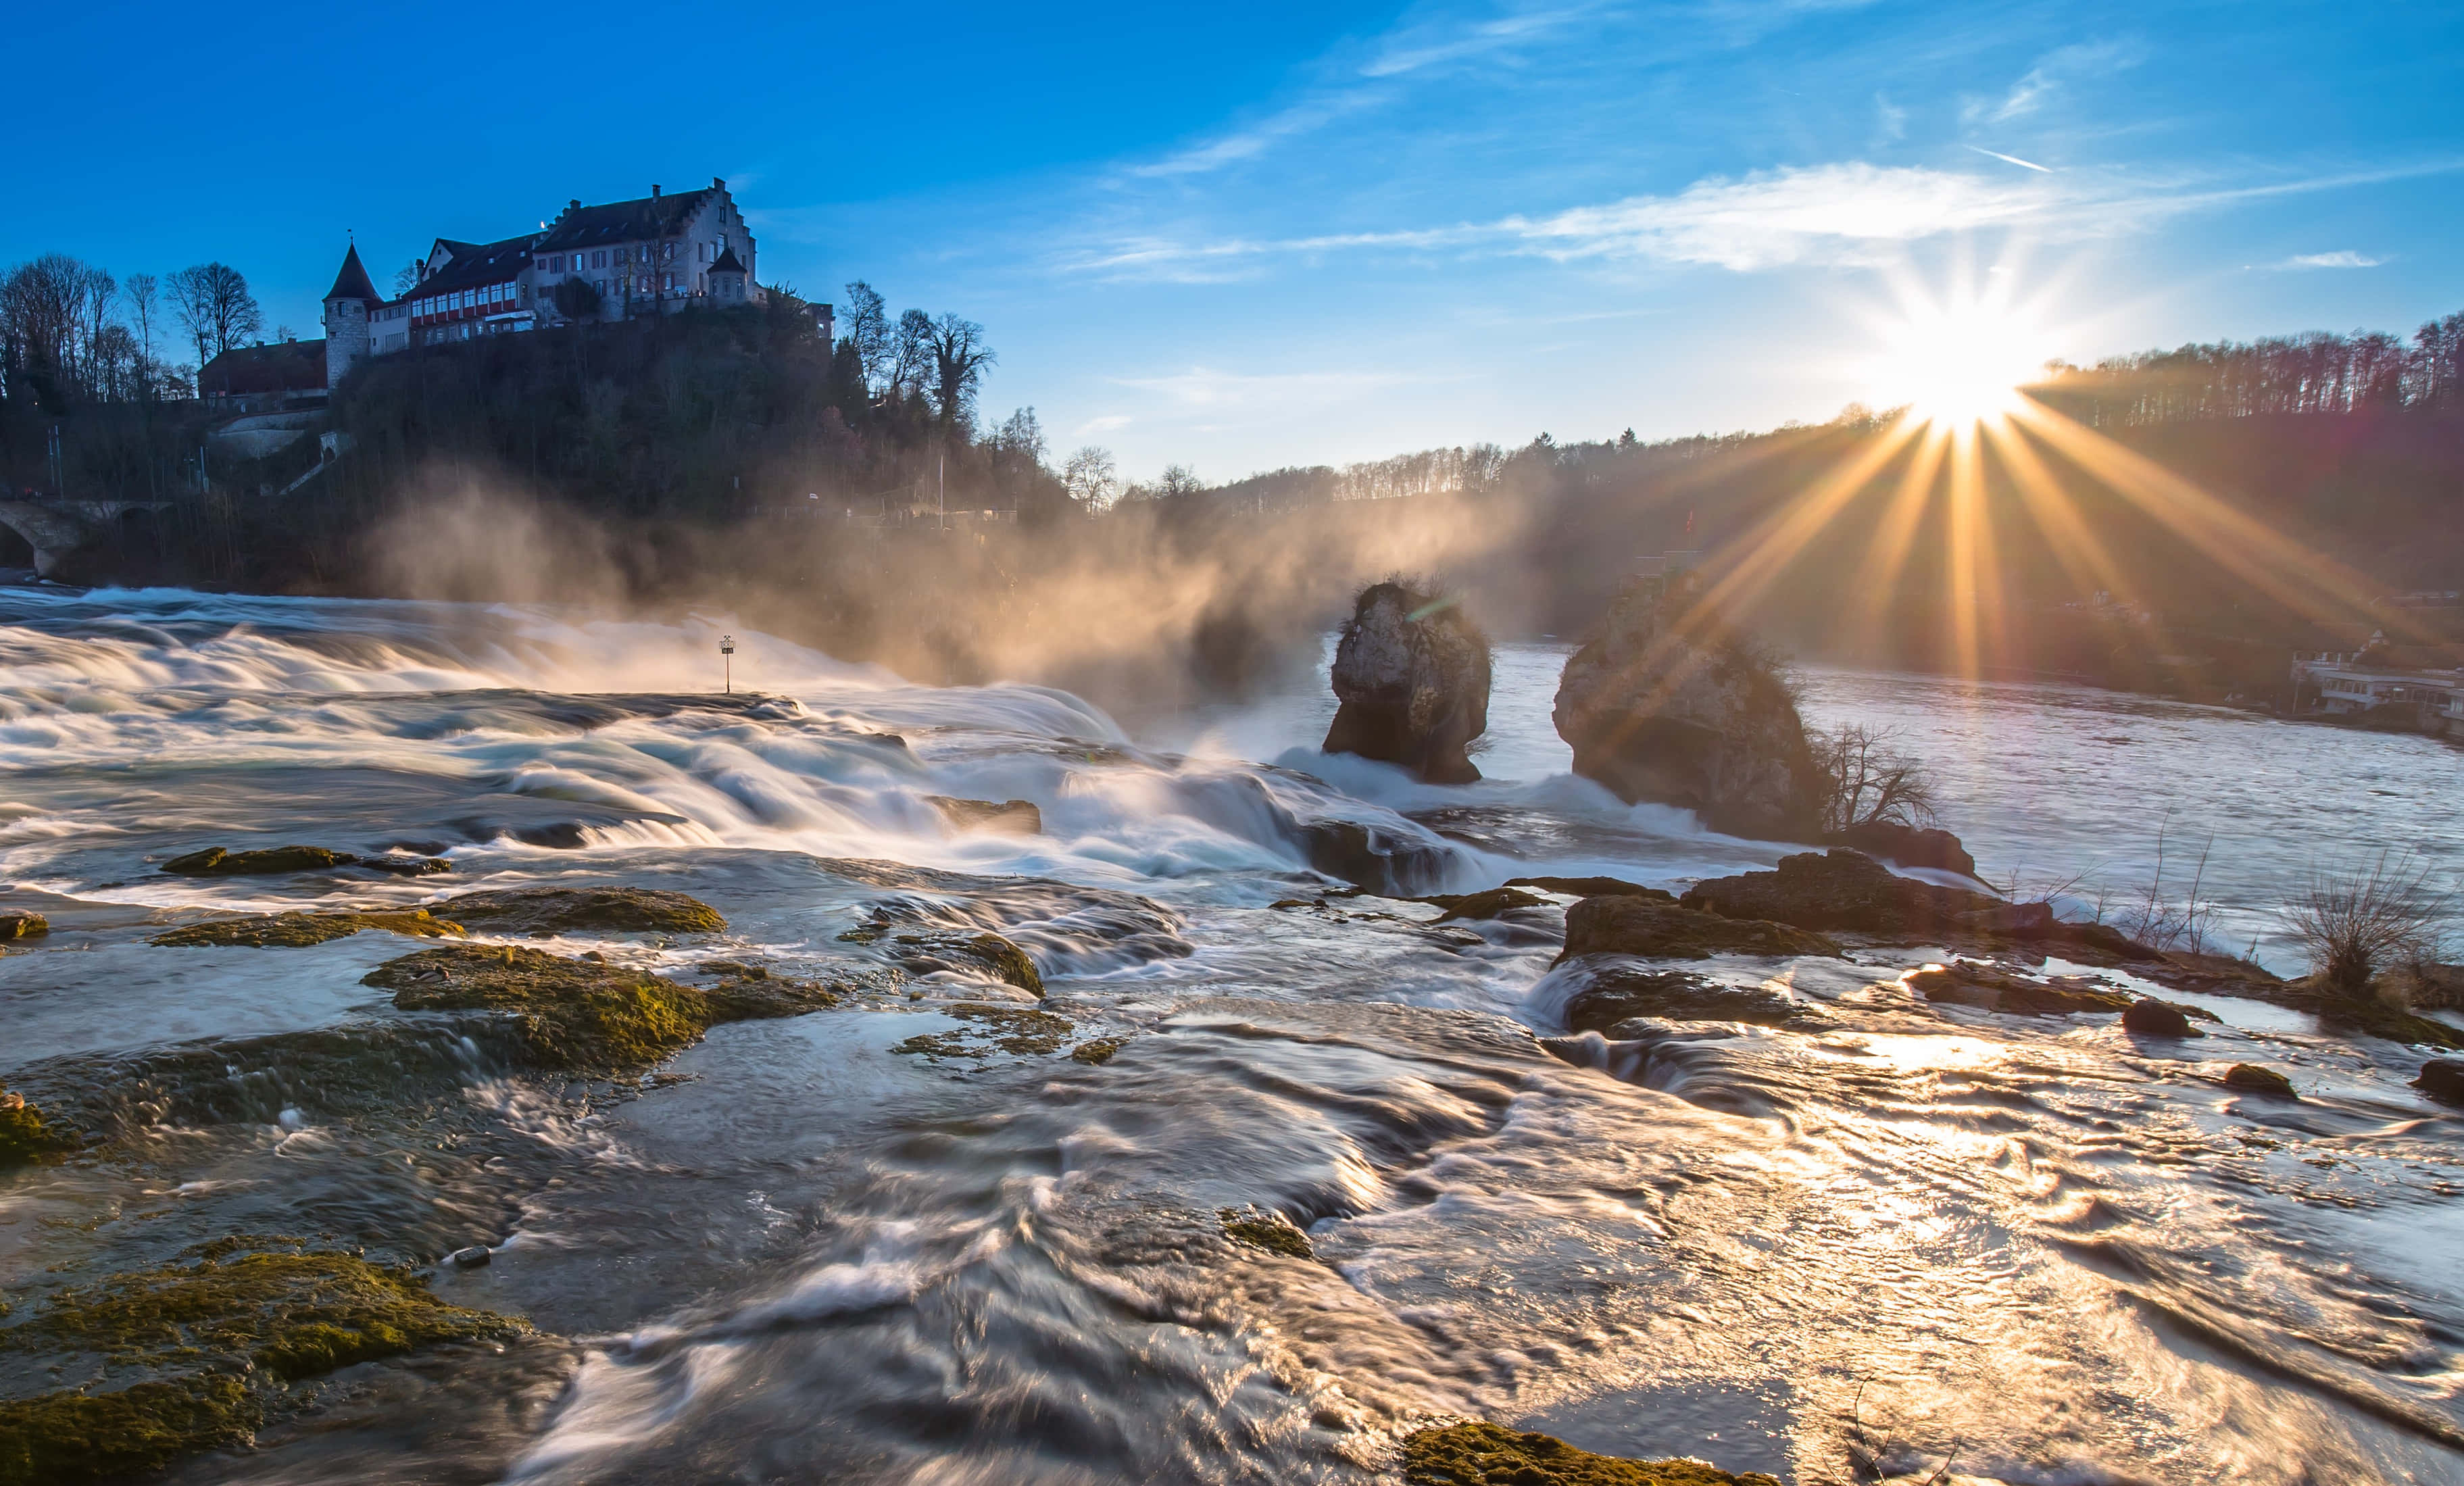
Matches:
[[9, 1, 2459, 480]]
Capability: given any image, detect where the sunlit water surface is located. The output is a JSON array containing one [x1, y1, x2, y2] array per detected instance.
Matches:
[[0, 590, 2457, 1486]]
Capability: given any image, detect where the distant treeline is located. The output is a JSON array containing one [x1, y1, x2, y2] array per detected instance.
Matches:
[[2031, 310, 2464, 425]]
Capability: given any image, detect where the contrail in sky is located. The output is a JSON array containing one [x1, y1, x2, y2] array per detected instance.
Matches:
[[1965, 145, 2052, 172]]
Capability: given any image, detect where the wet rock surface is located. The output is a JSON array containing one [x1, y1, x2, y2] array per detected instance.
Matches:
[[432, 886, 726, 937], [1568, 966, 1814, 1031], [1421, 886, 1552, 922], [150, 908, 465, 949], [366, 944, 840, 1071], [2223, 1062, 2297, 1097], [0, 911, 47, 941], [1322, 580, 1492, 784], [2415, 1058, 2464, 1104], [1402, 1421, 1779, 1485], [1217, 1205, 1314, 1259], [0, 1238, 524, 1486], [1552, 577, 1823, 839], [1911, 961, 2136, 1016], [1558, 895, 1842, 962]]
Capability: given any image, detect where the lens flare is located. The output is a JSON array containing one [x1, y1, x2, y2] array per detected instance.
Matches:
[[1865, 288, 2054, 428]]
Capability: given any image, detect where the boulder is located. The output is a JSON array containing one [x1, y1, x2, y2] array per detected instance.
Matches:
[[1825, 820, 1977, 877], [1552, 576, 1822, 839], [2121, 999, 2204, 1038], [163, 845, 357, 876], [1558, 895, 1842, 962], [1567, 966, 1813, 1030], [1323, 581, 1492, 784], [433, 886, 725, 936], [2223, 1062, 2296, 1097], [2415, 1059, 2464, 1105], [0, 910, 48, 941]]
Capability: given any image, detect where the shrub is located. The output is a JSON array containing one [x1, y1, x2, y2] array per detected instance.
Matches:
[[2284, 851, 2453, 997], [1813, 723, 1937, 835]]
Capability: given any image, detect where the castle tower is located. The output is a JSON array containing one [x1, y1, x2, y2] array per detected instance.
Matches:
[[321, 244, 381, 390], [708, 245, 749, 305]]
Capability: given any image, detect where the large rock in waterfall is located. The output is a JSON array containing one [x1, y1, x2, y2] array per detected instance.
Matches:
[[1322, 581, 1492, 784], [1552, 577, 1823, 839]]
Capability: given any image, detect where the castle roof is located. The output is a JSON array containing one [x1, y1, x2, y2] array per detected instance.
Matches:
[[535, 187, 721, 251], [323, 245, 380, 304], [391, 235, 539, 305], [708, 245, 747, 274]]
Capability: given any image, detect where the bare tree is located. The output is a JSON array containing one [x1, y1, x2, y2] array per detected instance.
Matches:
[[841, 280, 889, 393], [1, 255, 85, 393], [393, 260, 422, 297], [890, 308, 933, 401], [923, 312, 995, 425], [1064, 446, 1118, 512], [1158, 464, 1202, 499], [168, 262, 262, 366], [2284, 851, 2453, 997], [124, 272, 161, 382], [76, 266, 118, 388], [1813, 723, 1938, 834]]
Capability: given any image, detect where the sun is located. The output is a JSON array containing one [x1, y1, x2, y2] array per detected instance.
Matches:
[[1861, 277, 2057, 428]]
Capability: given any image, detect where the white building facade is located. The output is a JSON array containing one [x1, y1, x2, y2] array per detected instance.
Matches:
[[323, 178, 802, 389]]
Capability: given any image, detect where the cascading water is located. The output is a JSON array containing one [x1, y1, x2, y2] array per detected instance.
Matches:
[[0, 586, 2458, 1486]]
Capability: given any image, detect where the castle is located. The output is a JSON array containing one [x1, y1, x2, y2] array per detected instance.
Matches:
[[318, 178, 802, 391]]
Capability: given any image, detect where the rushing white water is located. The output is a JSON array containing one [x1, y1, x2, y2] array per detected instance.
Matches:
[[0, 587, 2459, 1486]]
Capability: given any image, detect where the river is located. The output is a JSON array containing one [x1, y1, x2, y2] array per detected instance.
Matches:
[[0, 588, 2458, 1485]]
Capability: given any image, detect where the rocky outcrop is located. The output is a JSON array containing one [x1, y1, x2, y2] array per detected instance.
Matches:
[[1825, 820, 1976, 877], [1552, 577, 1822, 839], [162, 845, 449, 878], [1323, 581, 1492, 784], [1557, 895, 1842, 962], [433, 886, 725, 936], [1682, 849, 1996, 935], [2415, 1059, 2464, 1104], [2121, 999, 2204, 1037], [1909, 962, 2134, 1016], [1402, 1421, 1780, 1486]]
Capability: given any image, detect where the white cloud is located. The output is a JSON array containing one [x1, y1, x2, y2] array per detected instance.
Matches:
[[1072, 414, 1133, 437], [2280, 251, 2386, 269], [1874, 92, 1906, 143], [1978, 37, 2148, 124]]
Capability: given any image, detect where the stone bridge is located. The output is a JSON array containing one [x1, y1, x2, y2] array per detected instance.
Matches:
[[0, 499, 173, 579]]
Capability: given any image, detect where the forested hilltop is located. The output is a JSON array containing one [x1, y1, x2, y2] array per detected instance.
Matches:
[[3, 244, 2461, 703]]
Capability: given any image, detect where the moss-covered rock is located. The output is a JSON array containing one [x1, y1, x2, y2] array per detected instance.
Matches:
[[892, 932, 1044, 997], [151, 908, 465, 949], [0, 1372, 255, 1486], [366, 945, 839, 1072], [0, 1090, 74, 1168], [892, 1003, 1075, 1062], [1218, 1206, 1314, 1259], [434, 886, 726, 936], [1069, 1037, 1126, 1066], [0, 1243, 524, 1486], [1402, 1422, 1780, 1485], [1557, 896, 1841, 963], [0, 912, 46, 941], [2223, 1063, 2296, 1097], [368, 945, 706, 1071], [162, 845, 358, 876]]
